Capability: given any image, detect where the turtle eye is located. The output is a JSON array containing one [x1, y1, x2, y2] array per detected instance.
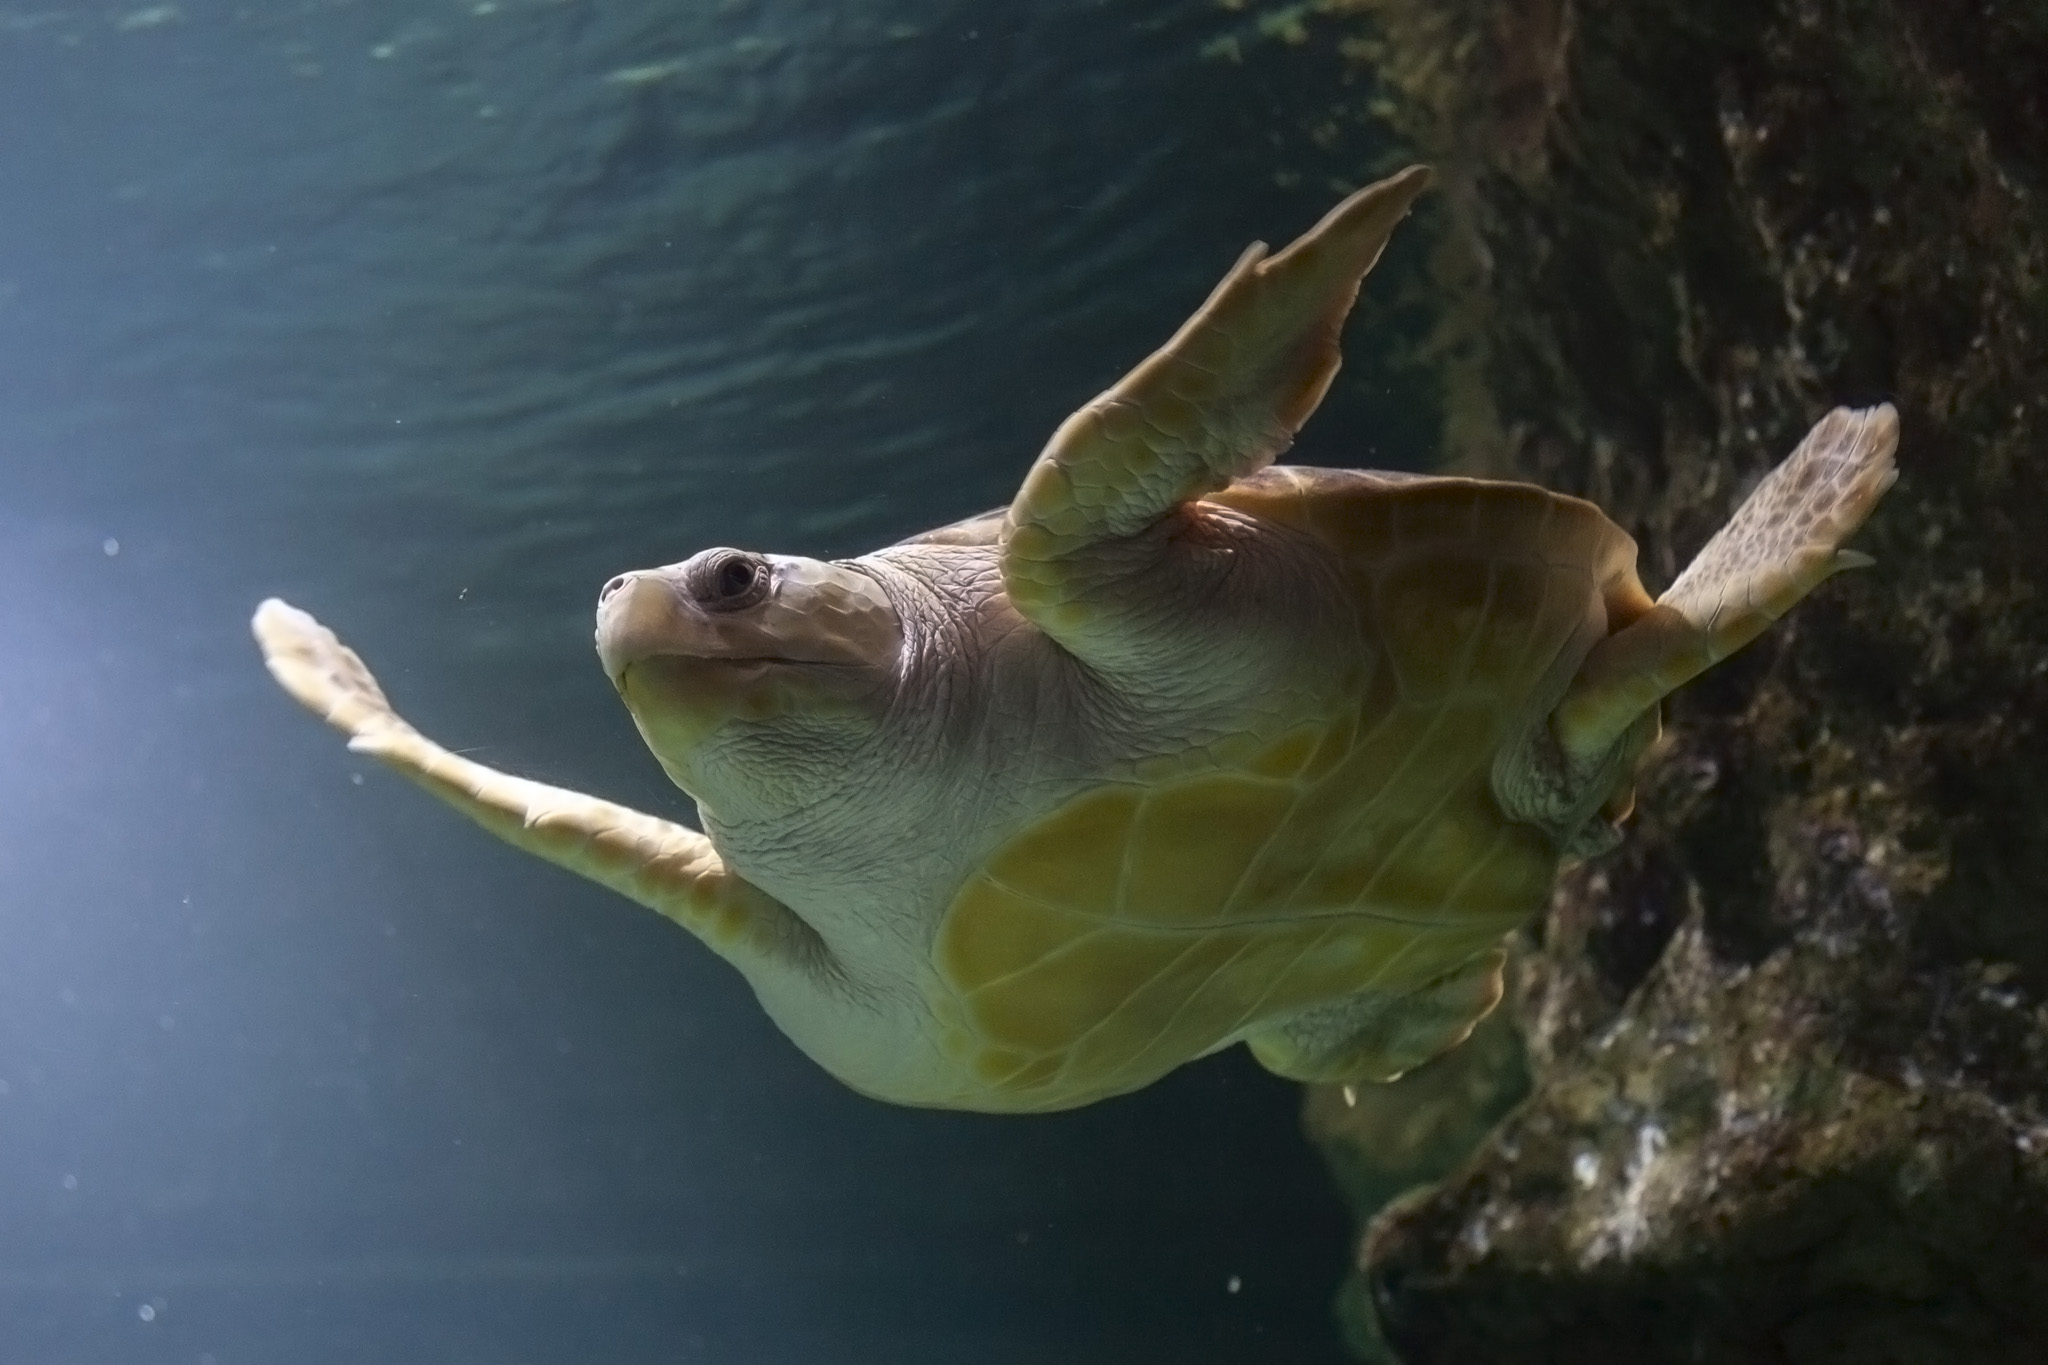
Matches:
[[687, 550, 770, 611]]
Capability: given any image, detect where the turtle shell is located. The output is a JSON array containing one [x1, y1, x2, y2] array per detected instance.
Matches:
[[930, 469, 1644, 1110]]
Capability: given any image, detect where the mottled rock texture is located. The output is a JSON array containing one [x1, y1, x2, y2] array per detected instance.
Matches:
[[1288, 0, 2048, 1360]]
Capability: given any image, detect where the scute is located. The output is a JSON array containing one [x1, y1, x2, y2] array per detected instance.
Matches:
[[1377, 553, 1497, 698], [1122, 772, 1300, 923], [978, 784, 1140, 913]]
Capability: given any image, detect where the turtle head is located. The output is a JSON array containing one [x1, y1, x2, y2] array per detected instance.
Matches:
[[595, 548, 901, 809]]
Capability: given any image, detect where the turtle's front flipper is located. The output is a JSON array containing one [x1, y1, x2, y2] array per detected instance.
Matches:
[[1001, 165, 1432, 658], [1552, 404, 1901, 772], [251, 599, 828, 981]]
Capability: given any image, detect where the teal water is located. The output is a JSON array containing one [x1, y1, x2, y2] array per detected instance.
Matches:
[[0, 2, 1422, 1361]]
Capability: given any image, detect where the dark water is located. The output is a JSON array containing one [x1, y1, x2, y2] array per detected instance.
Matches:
[[0, 2, 1421, 1361]]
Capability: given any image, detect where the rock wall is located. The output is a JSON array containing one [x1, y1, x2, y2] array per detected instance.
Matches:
[[1292, 1, 2048, 1359]]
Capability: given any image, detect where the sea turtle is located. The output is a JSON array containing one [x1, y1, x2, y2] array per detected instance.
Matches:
[[253, 165, 1897, 1113]]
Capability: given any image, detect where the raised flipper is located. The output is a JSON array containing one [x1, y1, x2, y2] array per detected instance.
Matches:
[[251, 599, 830, 982], [1001, 164, 1433, 660], [1247, 951, 1505, 1085], [1552, 403, 1901, 770]]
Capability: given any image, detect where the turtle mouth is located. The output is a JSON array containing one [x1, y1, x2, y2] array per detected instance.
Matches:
[[611, 651, 760, 705], [610, 653, 880, 760], [608, 652, 849, 696]]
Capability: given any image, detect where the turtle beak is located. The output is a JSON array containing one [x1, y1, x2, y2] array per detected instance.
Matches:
[[594, 571, 691, 685]]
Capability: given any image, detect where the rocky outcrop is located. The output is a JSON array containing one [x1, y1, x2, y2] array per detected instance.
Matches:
[[1291, 1, 2048, 1359]]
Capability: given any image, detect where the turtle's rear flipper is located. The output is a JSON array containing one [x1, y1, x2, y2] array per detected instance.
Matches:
[[1552, 403, 1900, 769], [1247, 951, 1505, 1084]]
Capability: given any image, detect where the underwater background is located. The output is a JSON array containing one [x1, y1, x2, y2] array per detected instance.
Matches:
[[0, 1, 1418, 1361], [8, 0, 2048, 1363]]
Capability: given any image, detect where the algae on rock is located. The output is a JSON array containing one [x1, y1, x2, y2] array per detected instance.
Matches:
[[1278, 0, 2048, 1359]]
